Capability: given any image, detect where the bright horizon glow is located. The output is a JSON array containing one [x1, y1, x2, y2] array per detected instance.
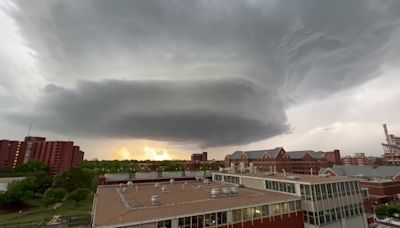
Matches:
[[144, 146, 171, 161]]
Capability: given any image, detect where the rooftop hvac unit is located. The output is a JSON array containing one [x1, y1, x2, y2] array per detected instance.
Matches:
[[127, 181, 133, 187], [286, 175, 299, 180], [122, 187, 127, 193], [161, 185, 167, 192], [222, 187, 232, 196], [151, 195, 160, 205], [231, 186, 239, 194], [170, 179, 175, 184], [211, 188, 221, 198]]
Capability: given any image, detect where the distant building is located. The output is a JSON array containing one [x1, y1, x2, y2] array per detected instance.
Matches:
[[324, 149, 342, 165], [0, 177, 25, 192], [224, 147, 330, 175], [342, 153, 370, 166], [382, 124, 400, 165], [0, 136, 84, 175], [191, 151, 207, 162], [320, 165, 400, 204]]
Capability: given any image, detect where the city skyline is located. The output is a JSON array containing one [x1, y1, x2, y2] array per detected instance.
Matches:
[[1, 0, 400, 160]]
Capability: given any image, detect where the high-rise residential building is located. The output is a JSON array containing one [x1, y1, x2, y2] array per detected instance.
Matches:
[[0, 136, 84, 175]]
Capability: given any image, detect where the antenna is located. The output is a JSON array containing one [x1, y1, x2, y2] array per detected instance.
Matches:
[[27, 123, 32, 136]]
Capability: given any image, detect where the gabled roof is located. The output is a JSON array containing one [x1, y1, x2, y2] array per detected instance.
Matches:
[[287, 150, 325, 159], [229, 147, 284, 160], [320, 165, 400, 179], [230, 151, 246, 159]]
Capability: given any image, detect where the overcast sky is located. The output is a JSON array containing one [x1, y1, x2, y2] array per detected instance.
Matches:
[[1, 0, 400, 160]]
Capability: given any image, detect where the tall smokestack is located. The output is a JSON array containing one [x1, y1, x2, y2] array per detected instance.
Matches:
[[383, 124, 390, 143]]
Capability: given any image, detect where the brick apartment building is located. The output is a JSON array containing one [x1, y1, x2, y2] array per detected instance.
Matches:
[[225, 148, 333, 175], [0, 136, 84, 175], [324, 150, 342, 165], [342, 153, 371, 166], [191, 152, 208, 163]]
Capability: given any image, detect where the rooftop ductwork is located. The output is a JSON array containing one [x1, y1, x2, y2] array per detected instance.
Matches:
[[151, 195, 160, 205]]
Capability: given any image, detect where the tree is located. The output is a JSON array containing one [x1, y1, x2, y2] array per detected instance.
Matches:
[[31, 171, 53, 194], [14, 160, 49, 173], [42, 188, 66, 207], [67, 188, 90, 206], [53, 167, 96, 192], [0, 177, 37, 206]]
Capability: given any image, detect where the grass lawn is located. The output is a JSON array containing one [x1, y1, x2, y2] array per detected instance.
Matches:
[[0, 194, 93, 225]]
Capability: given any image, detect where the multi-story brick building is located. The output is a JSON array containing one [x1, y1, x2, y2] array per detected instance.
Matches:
[[0, 136, 84, 175], [224, 148, 330, 175], [0, 140, 24, 169], [342, 153, 371, 166], [325, 150, 342, 165], [191, 152, 208, 162]]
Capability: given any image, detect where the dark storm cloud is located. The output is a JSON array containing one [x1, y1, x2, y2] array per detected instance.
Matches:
[[2, 0, 400, 147], [7, 79, 287, 147]]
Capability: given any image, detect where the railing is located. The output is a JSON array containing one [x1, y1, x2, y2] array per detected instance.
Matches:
[[0, 214, 91, 228]]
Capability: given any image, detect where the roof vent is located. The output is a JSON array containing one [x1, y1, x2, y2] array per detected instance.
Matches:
[[161, 185, 168, 192], [203, 179, 209, 185], [319, 174, 329, 178], [211, 188, 221, 198], [155, 183, 160, 188], [170, 179, 175, 184], [286, 175, 299, 180], [122, 187, 127, 193], [127, 181, 133, 187], [222, 187, 232, 196], [151, 195, 160, 205], [231, 186, 239, 194]]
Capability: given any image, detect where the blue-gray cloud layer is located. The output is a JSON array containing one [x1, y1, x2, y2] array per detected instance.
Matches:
[[2, 0, 400, 147]]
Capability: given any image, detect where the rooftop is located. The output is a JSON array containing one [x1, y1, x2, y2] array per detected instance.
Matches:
[[319, 165, 400, 179], [93, 181, 299, 227], [214, 172, 358, 184]]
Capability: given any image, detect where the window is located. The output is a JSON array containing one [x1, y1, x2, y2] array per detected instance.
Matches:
[[232, 209, 241, 223], [242, 208, 252, 221], [262, 205, 269, 217], [217, 212, 227, 225], [253, 206, 262, 219], [157, 220, 171, 228]]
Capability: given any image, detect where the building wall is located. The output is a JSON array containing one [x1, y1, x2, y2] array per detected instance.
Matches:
[[325, 150, 342, 165], [230, 212, 304, 228], [360, 180, 400, 199], [0, 140, 23, 169], [0, 137, 84, 175], [240, 176, 265, 189]]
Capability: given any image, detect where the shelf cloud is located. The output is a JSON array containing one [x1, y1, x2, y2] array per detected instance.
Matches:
[[2, 0, 400, 148]]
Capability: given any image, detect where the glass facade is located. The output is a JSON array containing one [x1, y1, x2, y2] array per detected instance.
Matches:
[[265, 180, 295, 194], [303, 203, 364, 225], [300, 181, 361, 201], [214, 174, 240, 184]]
